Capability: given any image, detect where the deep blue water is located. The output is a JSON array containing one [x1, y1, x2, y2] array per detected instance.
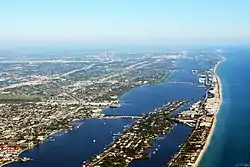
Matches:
[[200, 49, 250, 167], [103, 83, 205, 116], [129, 124, 191, 167], [7, 119, 134, 167], [5, 56, 209, 167]]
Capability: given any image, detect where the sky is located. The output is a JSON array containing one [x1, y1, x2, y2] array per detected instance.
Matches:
[[0, 0, 250, 46]]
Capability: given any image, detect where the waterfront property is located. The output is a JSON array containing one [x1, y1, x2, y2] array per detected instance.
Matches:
[[0, 51, 222, 167], [166, 58, 224, 167], [0, 53, 182, 167], [83, 100, 187, 167]]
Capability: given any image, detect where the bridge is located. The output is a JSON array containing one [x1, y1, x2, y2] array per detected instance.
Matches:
[[98, 115, 196, 127], [172, 118, 196, 127], [165, 81, 195, 85], [98, 115, 143, 119], [98, 114, 196, 127]]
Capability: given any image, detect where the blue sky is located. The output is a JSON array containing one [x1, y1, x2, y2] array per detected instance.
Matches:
[[0, 0, 250, 45]]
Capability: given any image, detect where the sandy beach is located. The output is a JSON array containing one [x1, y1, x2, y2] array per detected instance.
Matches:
[[193, 58, 226, 167]]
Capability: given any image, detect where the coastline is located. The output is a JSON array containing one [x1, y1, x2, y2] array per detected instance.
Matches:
[[0, 130, 63, 167], [193, 57, 226, 167], [83, 101, 187, 167], [0, 71, 170, 167], [0, 161, 15, 167]]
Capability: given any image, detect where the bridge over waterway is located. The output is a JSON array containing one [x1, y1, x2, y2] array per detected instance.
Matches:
[[98, 115, 196, 128], [165, 81, 195, 85], [98, 115, 143, 119], [171, 117, 196, 127]]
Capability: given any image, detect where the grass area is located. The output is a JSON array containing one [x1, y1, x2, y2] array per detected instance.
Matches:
[[0, 94, 41, 102]]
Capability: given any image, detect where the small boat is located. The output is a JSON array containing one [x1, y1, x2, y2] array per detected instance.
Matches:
[[113, 132, 122, 136]]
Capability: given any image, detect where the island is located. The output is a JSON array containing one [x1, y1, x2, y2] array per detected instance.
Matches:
[[83, 100, 188, 167]]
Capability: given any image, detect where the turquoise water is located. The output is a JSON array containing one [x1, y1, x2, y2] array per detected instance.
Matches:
[[200, 48, 250, 167]]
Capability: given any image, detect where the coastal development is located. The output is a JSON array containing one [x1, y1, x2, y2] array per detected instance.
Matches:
[[80, 57, 224, 167], [166, 58, 225, 167], [2, 0, 249, 165], [0, 52, 184, 166], [83, 100, 187, 167], [0, 50, 224, 167]]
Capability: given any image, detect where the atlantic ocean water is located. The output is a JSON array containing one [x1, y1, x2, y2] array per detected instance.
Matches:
[[5, 54, 210, 167], [200, 48, 250, 167]]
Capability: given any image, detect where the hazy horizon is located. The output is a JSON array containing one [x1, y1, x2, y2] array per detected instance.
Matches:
[[1, 0, 250, 47]]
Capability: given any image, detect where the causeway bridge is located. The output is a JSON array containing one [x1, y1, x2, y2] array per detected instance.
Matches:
[[98, 115, 196, 127], [98, 115, 143, 119], [165, 81, 195, 85], [172, 118, 196, 127]]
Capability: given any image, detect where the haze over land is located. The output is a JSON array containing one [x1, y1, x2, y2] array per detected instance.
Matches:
[[0, 1, 250, 167]]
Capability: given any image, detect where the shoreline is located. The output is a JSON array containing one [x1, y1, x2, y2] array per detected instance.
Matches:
[[0, 161, 15, 167], [1, 74, 169, 167], [193, 57, 226, 167], [0, 71, 170, 167], [0, 130, 66, 167], [83, 101, 187, 167]]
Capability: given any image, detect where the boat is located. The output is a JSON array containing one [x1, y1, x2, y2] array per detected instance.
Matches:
[[109, 103, 122, 108], [113, 132, 122, 136]]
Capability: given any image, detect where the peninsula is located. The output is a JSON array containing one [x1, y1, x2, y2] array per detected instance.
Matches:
[[83, 100, 188, 167]]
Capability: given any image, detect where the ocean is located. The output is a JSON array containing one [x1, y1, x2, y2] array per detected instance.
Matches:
[[200, 48, 250, 167]]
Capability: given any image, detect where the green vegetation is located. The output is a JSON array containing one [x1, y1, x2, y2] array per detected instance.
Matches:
[[0, 94, 40, 102]]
